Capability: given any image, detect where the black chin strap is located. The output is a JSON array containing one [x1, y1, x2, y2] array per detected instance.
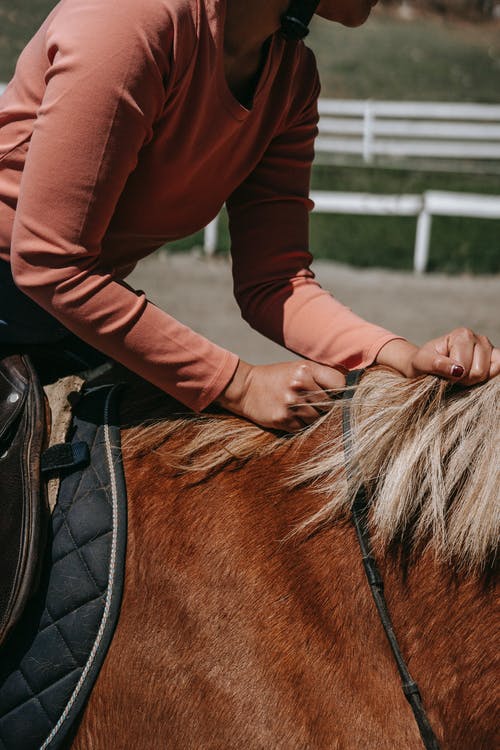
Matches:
[[281, 0, 321, 40]]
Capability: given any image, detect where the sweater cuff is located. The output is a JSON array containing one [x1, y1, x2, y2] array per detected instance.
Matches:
[[359, 335, 408, 370], [189, 350, 240, 413]]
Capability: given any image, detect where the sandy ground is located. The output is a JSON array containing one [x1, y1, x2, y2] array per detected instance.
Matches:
[[129, 252, 500, 364]]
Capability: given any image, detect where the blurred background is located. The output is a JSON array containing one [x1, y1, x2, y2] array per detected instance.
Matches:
[[1, 0, 499, 273], [1, 0, 499, 363]]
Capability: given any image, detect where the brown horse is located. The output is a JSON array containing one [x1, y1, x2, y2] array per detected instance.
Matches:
[[70, 367, 498, 750]]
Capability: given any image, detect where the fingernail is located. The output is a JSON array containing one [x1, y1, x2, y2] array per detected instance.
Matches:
[[451, 365, 464, 378]]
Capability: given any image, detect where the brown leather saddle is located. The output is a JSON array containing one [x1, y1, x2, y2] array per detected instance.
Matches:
[[0, 351, 49, 648]]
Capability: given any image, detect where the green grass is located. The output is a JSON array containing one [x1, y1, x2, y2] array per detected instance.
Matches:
[[309, 214, 500, 274], [0, 1, 58, 80], [1, 3, 499, 273], [310, 10, 500, 103]]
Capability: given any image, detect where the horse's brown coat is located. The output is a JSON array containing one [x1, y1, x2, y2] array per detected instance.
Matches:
[[71, 373, 498, 750]]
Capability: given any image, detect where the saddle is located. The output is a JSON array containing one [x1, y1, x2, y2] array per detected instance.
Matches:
[[0, 351, 49, 648], [0, 360, 128, 749], [0, 336, 114, 651]]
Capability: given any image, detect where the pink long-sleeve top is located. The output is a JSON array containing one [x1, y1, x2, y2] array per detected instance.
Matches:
[[0, 0, 400, 411]]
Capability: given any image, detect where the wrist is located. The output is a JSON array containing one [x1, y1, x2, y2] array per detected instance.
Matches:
[[215, 359, 252, 413], [375, 338, 418, 377]]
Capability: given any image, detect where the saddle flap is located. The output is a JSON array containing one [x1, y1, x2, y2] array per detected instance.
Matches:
[[0, 352, 48, 648]]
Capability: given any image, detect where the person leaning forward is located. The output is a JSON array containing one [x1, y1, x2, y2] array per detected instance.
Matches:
[[0, 0, 499, 434]]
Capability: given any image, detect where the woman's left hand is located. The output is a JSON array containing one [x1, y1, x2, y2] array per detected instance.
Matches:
[[376, 329, 500, 385]]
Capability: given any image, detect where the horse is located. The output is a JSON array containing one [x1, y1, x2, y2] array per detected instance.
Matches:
[[68, 366, 498, 750]]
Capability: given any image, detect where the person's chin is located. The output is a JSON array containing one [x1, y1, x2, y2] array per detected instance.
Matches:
[[317, 0, 375, 27], [340, 4, 374, 27]]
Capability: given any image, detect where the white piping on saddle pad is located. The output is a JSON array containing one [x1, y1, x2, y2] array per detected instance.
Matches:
[[40, 383, 121, 750]]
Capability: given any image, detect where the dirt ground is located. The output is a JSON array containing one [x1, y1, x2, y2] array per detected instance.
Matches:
[[129, 252, 500, 365]]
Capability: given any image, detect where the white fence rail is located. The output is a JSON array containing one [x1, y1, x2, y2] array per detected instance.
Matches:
[[204, 191, 500, 273], [317, 99, 500, 163]]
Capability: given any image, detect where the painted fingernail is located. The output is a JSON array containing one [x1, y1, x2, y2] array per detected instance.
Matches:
[[451, 365, 465, 378]]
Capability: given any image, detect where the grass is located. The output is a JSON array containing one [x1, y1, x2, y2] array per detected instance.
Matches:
[[310, 9, 500, 103], [0, 1, 58, 80], [1, 3, 499, 273]]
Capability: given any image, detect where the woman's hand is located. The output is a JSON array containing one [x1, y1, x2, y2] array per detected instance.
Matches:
[[377, 329, 500, 385], [216, 360, 345, 432]]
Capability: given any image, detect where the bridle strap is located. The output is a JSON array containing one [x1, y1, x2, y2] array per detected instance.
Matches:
[[342, 370, 440, 750], [281, 0, 321, 40]]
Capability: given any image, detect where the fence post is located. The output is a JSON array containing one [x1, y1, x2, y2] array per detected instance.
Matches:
[[363, 100, 374, 163], [203, 215, 220, 256], [414, 196, 432, 273]]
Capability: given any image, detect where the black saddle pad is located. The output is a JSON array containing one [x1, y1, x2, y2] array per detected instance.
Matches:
[[0, 383, 127, 750]]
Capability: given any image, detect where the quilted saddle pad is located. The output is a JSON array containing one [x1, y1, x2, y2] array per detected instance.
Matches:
[[0, 383, 127, 750]]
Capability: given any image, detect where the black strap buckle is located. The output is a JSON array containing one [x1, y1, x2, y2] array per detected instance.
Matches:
[[41, 442, 90, 477]]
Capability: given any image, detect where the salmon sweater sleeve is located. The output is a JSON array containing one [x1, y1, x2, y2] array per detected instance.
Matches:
[[228, 65, 400, 371], [9, 0, 239, 411]]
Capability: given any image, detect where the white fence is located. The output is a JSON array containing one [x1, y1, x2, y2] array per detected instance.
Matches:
[[204, 190, 500, 273], [317, 99, 500, 163]]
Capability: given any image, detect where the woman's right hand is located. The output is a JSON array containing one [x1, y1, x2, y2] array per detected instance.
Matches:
[[215, 360, 345, 432]]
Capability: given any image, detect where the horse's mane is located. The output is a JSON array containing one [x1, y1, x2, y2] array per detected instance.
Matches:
[[123, 368, 499, 570]]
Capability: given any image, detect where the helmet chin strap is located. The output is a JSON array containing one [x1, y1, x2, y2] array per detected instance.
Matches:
[[281, 0, 321, 40]]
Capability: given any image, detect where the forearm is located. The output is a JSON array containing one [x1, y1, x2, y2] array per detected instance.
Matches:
[[11, 251, 239, 411], [237, 273, 403, 371]]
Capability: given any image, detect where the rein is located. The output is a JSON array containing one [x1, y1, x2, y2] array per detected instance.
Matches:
[[341, 370, 440, 750]]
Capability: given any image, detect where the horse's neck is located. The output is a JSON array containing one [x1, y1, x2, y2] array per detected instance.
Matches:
[[272, 503, 497, 747], [378, 550, 498, 748], [281, 422, 497, 748], [92, 412, 498, 750]]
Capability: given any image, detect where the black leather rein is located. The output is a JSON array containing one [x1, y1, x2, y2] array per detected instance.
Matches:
[[341, 370, 440, 750]]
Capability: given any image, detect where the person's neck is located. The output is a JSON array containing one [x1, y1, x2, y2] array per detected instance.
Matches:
[[224, 0, 289, 60]]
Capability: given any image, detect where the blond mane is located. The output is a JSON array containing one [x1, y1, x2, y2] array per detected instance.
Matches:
[[123, 369, 499, 570]]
